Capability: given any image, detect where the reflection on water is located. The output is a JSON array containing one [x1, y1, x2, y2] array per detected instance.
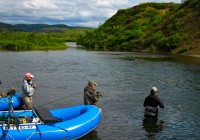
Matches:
[[79, 130, 99, 140], [143, 116, 164, 139], [121, 54, 200, 65]]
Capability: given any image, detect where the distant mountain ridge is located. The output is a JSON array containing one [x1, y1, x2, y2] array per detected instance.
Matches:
[[0, 22, 92, 32]]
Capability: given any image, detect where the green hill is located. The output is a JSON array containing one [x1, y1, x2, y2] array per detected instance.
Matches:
[[0, 22, 93, 32], [0, 22, 17, 32], [77, 0, 200, 55]]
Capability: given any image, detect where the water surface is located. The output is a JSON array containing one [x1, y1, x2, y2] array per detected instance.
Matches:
[[0, 48, 200, 140]]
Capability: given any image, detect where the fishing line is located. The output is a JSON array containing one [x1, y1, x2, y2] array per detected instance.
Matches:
[[84, 64, 89, 82], [35, 93, 80, 108], [35, 48, 100, 108], [35, 48, 85, 108]]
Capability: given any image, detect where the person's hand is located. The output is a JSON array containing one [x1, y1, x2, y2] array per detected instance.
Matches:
[[94, 102, 98, 106], [97, 92, 103, 98], [32, 84, 37, 89]]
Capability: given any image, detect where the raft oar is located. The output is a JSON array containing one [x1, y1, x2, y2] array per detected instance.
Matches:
[[7, 102, 11, 129], [8, 94, 21, 132], [10, 104, 21, 132]]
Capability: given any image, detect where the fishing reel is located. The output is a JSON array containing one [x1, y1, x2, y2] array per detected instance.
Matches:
[[31, 83, 37, 89], [96, 92, 103, 98]]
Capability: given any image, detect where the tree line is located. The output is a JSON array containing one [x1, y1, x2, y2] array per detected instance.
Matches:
[[0, 29, 94, 51]]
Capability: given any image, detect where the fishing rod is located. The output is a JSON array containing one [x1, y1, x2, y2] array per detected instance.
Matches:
[[84, 65, 89, 82], [35, 67, 103, 108], [36, 53, 104, 108], [34, 69, 90, 108], [83, 64, 103, 98]]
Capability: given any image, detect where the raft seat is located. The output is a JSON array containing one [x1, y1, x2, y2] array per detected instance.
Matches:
[[34, 107, 62, 123]]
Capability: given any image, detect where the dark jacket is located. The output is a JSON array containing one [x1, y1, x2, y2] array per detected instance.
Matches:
[[84, 86, 99, 105], [143, 94, 164, 114]]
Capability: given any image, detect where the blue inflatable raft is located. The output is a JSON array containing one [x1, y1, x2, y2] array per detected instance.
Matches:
[[0, 105, 102, 140], [0, 93, 23, 111]]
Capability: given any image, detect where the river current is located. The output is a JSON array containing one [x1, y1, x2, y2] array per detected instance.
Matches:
[[0, 44, 200, 140]]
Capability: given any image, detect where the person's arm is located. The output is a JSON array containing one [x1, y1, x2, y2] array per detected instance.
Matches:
[[143, 97, 147, 107], [88, 91, 100, 102], [157, 97, 164, 108]]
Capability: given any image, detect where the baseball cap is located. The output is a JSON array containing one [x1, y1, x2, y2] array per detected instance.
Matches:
[[151, 87, 158, 92], [25, 73, 34, 78], [88, 80, 97, 86]]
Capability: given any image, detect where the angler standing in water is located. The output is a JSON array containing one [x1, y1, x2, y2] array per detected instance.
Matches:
[[84, 80, 102, 106], [22, 73, 37, 109], [143, 87, 164, 117]]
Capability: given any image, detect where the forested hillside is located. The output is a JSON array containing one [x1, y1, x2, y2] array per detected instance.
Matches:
[[77, 0, 200, 55], [0, 23, 94, 51], [0, 22, 93, 32]]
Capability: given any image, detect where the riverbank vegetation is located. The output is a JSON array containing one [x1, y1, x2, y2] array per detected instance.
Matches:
[[0, 28, 94, 51], [77, 0, 200, 55]]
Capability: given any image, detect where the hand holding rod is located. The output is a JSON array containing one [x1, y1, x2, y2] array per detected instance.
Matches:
[[97, 92, 103, 98]]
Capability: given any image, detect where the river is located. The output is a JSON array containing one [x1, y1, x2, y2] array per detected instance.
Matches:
[[0, 43, 200, 140]]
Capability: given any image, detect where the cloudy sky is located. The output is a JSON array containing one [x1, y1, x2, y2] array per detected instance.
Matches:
[[0, 0, 181, 28]]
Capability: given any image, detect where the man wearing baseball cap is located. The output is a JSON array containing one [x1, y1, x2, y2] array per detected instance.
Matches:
[[143, 87, 164, 117], [84, 80, 102, 106], [22, 73, 37, 109]]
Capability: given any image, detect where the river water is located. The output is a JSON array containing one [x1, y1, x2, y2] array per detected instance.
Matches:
[[0, 43, 200, 140]]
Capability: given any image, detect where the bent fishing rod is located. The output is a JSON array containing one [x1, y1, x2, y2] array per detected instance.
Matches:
[[35, 89, 103, 108], [35, 72, 103, 108], [36, 56, 104, 108], [83, 64, 103, 97]]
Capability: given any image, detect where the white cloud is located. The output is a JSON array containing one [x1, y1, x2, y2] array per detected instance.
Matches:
[[96, 0, 128, 8], [79, 11, 91, 18], [0, 0, 182, 28], [23, 0, 57, 10]]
